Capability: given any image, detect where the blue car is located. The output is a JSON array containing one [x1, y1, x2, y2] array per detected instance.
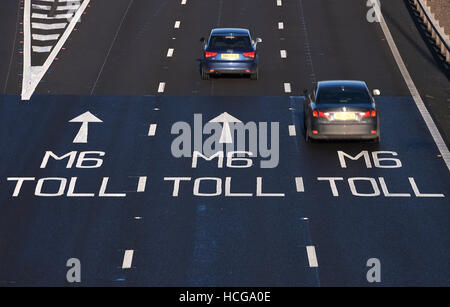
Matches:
[[200, 28, 262, 80]]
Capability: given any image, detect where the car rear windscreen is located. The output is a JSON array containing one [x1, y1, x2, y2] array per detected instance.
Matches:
[[317, 86, 371, 104], [209, 35, 252, 49]]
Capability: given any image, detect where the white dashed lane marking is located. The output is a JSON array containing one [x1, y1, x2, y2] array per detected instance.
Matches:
[[295, 177, 304, 192], [284, 83, 291, 93], [167, 48, 174, 57], [122, 250, 134, 269], [288, 125, 296, 136], [137, 177, 147, 192], [158, 82, 166, 93], [306, 246, 318, 267], [278, 22, 284, 29], [280, 50, 287, 58], [148, 124, 157, 136], [277, 0, 282, 6], [174, 21, 181, 28]]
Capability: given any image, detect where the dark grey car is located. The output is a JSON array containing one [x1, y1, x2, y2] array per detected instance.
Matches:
[[200, 28, 262, 80], [303, 80, 381, 142]]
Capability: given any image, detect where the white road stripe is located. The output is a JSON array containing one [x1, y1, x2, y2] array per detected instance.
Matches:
[[277, 0, 282, 6], [284, 83, 291, 93], [288, 125, 296, 136], [122, 250, 134, 269], [32, 13, 74, 19], [278, 22, 284, 29], [377, 10, 450, 172], [148, 124, 157, 136], [158, 82, 166, 93], [181, 0, 187, 4], [167, 48, 174, 57], [295, 177, 304, 192], [137, 176, 147, 192], [32, 4, 80, 10], [174, 21, 181, 28], [306, 246, 318, 267], [280, 50, 287, 58], [32, 33, 60, 41], [32, 46, 52, 52], [32, 22, 67, 30]]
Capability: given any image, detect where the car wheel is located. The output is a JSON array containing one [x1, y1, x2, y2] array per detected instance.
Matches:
[[250, 69, 258, 80], [305, 127, 311, 143], [201, 69, 210, 80]]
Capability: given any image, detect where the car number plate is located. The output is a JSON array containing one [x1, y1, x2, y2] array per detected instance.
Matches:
[[221, 54, 239, 60], [335, 112, 356, 120]]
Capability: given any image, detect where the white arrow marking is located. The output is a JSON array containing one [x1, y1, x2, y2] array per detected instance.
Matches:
[[209, 112, 242, 144], [69, 111, 102, 143]]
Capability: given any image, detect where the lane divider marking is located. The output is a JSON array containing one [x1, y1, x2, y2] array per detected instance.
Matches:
[[158, 82, 166, 93], [288, 125, 296, 136], [306, 246, 318, 267], [277, 0, 282, 6], [174, 21, 181, 28], [280, 50, 287, 58], [278, 22, 284, 29], [167, 48, 174, 57], [295, 177, 304, 192], [122, 250, 134, 269], [137, 176, 147, 192], [284, 82, 292, 93], [148, 124, 157, 136]]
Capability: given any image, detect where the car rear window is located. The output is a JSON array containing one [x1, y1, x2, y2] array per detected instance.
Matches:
[[209, 35, 252, 49], [317, 86, 371, 104]]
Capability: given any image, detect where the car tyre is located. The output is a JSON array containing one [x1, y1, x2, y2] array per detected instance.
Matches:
[[250, 69, 258, 80], [201, 68, 210, 80]]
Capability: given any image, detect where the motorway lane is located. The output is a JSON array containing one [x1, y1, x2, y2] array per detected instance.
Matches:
[[0, 0, 449, 286]]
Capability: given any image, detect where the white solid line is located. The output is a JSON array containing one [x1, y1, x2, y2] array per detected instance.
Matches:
[[22, 0, 31, 96], [137, 176, 147, 192], [22, 0, 91, 100], [174, 21, 181, 28], [295, 177, 304, 192], [306, 246, 318, 267], [148, 124, 157, 136], [377, 10, 450, 171], [280, 50, 287, 58], [284, 83, 291, 93], [158, 82, 166, 93], [167, 48, 174, 57], [122, 250, 134, 269], [278, 22, 284, 29], [288, 125, 296, 136]]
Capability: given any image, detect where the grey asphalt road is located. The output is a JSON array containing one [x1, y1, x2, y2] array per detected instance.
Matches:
[[0, 0, 449, 286]]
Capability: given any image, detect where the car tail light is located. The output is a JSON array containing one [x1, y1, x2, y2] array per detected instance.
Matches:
[[312, 110, 329, 118], [205, 51, 218, 58], [243, 51, 255, 58], [361, 109, 377, 118]]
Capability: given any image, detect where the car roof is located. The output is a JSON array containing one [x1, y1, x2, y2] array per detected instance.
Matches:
[[318, 80, 368, 89], [210, 28, 250, 36]]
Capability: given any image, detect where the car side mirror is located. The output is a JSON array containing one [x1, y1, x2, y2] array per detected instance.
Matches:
[[373, 89, 381, 96]]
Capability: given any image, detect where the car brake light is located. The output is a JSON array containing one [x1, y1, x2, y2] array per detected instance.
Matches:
[[205, 51, 218, 58], [361, 110, 377, 118], [312, 110, 329, 118], [243, 51, 255, 58]]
